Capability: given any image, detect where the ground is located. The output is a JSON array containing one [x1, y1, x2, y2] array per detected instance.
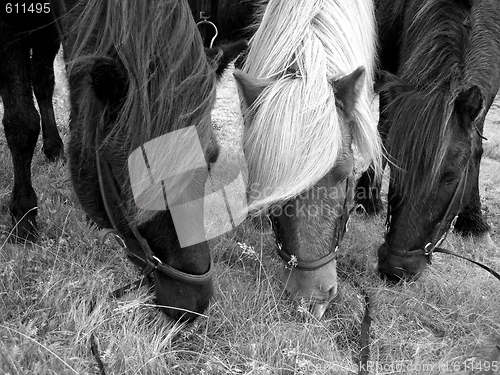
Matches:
[[0, 52, 499, 374]]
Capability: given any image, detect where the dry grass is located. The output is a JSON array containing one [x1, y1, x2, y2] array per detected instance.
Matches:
[[0, 53, 499, 374]]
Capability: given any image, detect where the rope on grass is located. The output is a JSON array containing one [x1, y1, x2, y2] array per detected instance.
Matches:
[[358, 293, 372, 375]]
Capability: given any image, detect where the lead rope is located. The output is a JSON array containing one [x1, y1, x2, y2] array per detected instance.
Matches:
[[89, 229, 155, 375], [359, 293, 372, 375], [89, 300, 107, 375]]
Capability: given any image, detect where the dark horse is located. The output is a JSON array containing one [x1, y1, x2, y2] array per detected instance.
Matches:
[[51, 0, 245, 321], [1, 0, 246, 320], [0, 0, 249, 243], [0, 3, 64, 241], [356, 0, 500, 280]]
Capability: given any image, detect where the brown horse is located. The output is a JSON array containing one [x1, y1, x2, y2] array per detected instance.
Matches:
[[50, 0, 245, 321], [0, 3, 64, 241], [0, 0, 247, 243], [358, 0, 500, 280]]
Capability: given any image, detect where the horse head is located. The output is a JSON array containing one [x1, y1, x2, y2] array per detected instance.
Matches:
[[64, 0, 246, 321], [234, 0, 380, 319], [235, 65, 375, 318], [377, 82, 484, 281]]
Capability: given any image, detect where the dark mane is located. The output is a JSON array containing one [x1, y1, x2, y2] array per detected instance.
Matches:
[[399, 0, 471, 90], [382, 0, 499, 204], [66, 0, 217, 153], [383, 80, 455, 202]]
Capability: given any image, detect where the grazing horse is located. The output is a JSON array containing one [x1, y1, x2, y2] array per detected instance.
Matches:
[[0, 0, 247, 243], [0, 4, 64, 241], [50, 0, 245, 321], [360, 0, 500, 280], [234, 0, 381, 318]]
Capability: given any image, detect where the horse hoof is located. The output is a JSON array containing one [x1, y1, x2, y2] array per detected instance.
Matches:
[[8, 219, 39, 244], [43, 139, 65, 162]]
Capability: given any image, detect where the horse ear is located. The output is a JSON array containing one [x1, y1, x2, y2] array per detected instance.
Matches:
[[205, 39, 248, 79], [331, 66, 366, 117], [455, 86, 483, 127], [375, 70, 395, 93], [89, 57, 128, 115], [233, 70, 272, 112]]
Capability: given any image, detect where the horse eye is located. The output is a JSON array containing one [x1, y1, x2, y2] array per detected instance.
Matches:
[[445, 179, 458, 186], [442, 172, 458, 186]]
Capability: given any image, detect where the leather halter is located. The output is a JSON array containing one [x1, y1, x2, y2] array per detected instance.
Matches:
[[385, 165, 469, 263], [383, 164, 500, 281], [94, 131, 213, 287], [268, 176, 354, 271], [196, 0, 218, 48]]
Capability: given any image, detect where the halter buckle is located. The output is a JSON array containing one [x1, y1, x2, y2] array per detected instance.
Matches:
[[268, 215, 283, 251], [151, 255, 163, 266], [424, 242, 433, 256], [385, 214, 392, 233], [424, 242, 435, 264], [142, 255, 164, 277], [285, 255, 298, 270], [450, 215, 458, 230], [344, 217, 351, 233], [98, 228, 126, 248]]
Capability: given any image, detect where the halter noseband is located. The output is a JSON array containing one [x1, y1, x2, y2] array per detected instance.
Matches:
[[383, 164, 500, 281], [95, 132, 213, 286], [384, 165, 469, 264], [268, 177, 353, 271]]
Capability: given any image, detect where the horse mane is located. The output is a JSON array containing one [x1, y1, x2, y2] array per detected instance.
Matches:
[[399, 0, 471, 90], [383, 0, 498, 203], [383, 80, 456, 202], [66, 0, 217, 156], [242, 0, 380, 213]]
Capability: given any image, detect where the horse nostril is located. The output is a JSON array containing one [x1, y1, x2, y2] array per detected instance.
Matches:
[[379, 271, 402, 284]]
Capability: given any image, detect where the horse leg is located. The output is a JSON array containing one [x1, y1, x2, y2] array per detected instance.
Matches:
[[355, 164, 383, 215], [0, 38, 40, 242], [454, 134, 494, 247], [30, 24, 64, 161]]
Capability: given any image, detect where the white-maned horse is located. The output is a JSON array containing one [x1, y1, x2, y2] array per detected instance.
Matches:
[[234, 0, 381, 319]]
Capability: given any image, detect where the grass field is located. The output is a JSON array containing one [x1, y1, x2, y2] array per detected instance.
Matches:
[[0, 51, 499, 374]]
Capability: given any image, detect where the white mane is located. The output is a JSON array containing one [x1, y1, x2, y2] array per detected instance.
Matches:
[[242, 0, 381, 212]]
